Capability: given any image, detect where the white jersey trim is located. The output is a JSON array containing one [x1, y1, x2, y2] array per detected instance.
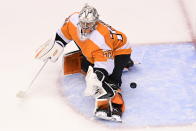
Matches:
[[89, 30, 111, 50], [94, 59, 114, 75], [69, 13, 79, 27], [115, 41, 131, 51]]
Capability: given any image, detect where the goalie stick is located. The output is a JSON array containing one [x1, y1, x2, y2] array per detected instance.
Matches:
[[16, 58, 49, 99]]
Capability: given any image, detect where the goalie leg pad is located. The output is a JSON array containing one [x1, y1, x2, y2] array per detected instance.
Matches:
[[111, 93, 125, 112], [94, 99, 111, 117], [63, 51, 82, 75], [95, 93, 125, 113], [94, 99, 122, 122], [96, 99, 110, 109]]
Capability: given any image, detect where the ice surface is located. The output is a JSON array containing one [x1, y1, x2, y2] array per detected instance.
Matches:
[[61, 43, 196, 127], [0, 0, 196, 130]]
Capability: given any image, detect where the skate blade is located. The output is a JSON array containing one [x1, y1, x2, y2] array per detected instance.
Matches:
[[111, 115, 122, 122], [95, 113, 122, 122]]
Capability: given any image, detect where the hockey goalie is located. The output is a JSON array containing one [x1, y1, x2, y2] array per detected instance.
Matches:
[[35, 4, 134, 122]]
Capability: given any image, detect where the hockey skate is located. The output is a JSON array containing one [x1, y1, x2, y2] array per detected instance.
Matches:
[[111, 104, 122, 122], [94, 104, 122, 122]]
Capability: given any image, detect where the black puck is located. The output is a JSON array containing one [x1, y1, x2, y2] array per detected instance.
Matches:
[[130, 82, 137, 89]]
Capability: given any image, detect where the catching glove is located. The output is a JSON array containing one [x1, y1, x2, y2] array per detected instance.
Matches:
[[35, 39, 64, 62]]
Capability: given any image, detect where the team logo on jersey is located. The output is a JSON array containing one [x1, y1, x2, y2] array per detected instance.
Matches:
[[103, 50, 113, 59]]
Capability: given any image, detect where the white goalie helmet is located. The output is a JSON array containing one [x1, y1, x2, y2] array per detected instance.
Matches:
[[78, 4, 99, 39]]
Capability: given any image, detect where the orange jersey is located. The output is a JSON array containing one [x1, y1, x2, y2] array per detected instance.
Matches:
[[57, 12, 132, 74]]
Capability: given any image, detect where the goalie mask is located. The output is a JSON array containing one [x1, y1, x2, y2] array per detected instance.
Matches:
[[78, 4, 99, 40]]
